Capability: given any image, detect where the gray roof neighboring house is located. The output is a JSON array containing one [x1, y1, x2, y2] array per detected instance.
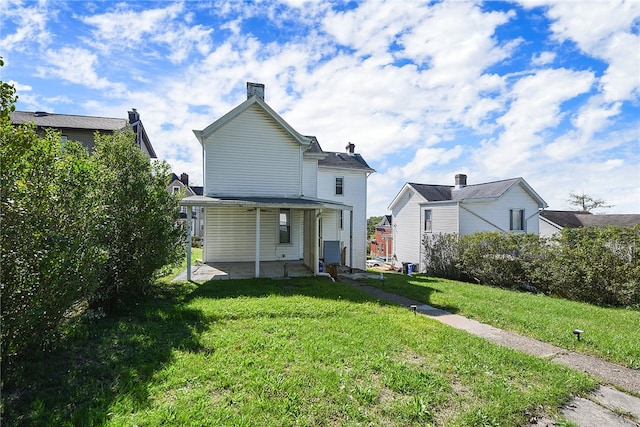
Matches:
[[540, 210, 640, 228], [10, 110, 157, 158], [10, 111, 128, 131], [407, 177, 546, 206]]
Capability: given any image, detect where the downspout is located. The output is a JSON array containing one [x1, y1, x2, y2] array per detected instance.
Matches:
[[186, 205, 193, 281], [255, 207, 261, 278]]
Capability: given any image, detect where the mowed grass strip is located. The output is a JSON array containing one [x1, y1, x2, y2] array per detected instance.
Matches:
[[362, 272, 640, 370], [4, 278, 594, 426]]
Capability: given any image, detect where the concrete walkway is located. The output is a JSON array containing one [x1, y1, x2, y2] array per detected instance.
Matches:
[[340, 275, 640, 427]]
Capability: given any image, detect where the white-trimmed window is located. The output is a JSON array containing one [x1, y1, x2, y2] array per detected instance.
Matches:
[[424, 209, 432, 232], [279, 209, 291, 244], [510, 209, 524, 231], [335, 177, 344, 195], [172, 185, 181, 194], [339, 210, 344, 230]]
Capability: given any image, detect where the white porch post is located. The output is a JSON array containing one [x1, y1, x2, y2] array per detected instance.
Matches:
[[349, 209, 354, 270], [186, 205, 193, 281], [255, 207, 261, 278], [314, 209, 320, 275]]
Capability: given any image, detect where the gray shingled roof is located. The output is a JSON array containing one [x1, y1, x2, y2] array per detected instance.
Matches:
[[10, 111, 128, 131], [409, 178, 522, 202], [319, 151, 375, 172], [541, 210, 640, 228]]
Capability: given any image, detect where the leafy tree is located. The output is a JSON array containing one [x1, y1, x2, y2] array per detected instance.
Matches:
[[367, 215, 384, 240], [0, 56, 18, 120], [89, 130, 184, 310], [1, 121, 103, 371], [567, 192, 612, 212]]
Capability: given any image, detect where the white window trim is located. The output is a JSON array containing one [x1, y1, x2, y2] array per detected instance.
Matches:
[[423, 209, 432, 233], [509, 208, 525, 232], [278, 208, 292, 245], [335, 176, 344, 196]]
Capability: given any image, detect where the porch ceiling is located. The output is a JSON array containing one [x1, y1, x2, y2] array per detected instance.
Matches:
[[179, 195, 352, 211]]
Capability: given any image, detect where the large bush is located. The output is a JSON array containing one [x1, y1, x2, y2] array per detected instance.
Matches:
[[1, 123, 104, 367], [542, 226, 640, 306], [90, 131, 184, 310], [421, 232, 465, 280], [421, 227, 639, 307], [1, 88, 184, 371]]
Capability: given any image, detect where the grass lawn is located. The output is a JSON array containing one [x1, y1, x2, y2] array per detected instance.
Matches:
[[3, 275, 595, 426], [362, 271, 640, 370]]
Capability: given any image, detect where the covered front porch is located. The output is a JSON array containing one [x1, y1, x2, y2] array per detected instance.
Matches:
[[179, 195, 353, 281]]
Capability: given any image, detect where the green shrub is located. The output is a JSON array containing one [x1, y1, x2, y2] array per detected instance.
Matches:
[[421, 232, 465, 280], [89, 131, 185, 311], [421, 227, 639, 307], [543, 225, 640, 306], [0, 123, 103, 372]]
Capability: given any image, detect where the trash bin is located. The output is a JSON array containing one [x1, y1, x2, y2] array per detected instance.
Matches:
[[402, 262, 410, 274], [408, 263, 415, 275]]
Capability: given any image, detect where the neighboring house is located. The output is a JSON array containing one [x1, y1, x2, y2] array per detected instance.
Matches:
[[539, 210, 640, 238], [370, 215, 393, 260], [180, 82, 374, 277], [9, 109, 157, 158], [168, 172, 205, 241], [388, 174, 547, 271]]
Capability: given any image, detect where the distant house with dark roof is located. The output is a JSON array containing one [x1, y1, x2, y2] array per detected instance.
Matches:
[[10, 109, 157, 158], [539, 210, 640, 238], [168, 172, 205, 241], [388, 174, 547, 270], [180, 83, 374, 278]]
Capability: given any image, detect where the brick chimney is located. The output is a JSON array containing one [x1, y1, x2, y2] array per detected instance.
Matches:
[[346, 142, 355, 155], [180, 173, 189, 186], [128, 108, 140, 124], [455, 174, 467, 190], [247, 82, 265, 100]]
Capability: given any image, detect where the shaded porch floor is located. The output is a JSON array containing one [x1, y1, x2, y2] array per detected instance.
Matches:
[[174, 260, 315, 281]]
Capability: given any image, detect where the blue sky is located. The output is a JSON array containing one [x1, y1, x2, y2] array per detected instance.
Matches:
[[2, 0, 639, 215]]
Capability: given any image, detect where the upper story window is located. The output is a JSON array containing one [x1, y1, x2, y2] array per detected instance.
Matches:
[[335, 177, 344, 195], [424, 209, 432, 232], [279, 209, 291, 244], [510, 209, 524, 231], [172, 186, 181, 194]]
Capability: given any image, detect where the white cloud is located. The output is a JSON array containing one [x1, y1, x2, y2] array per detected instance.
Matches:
[[39, 47, 125, 92], [531, 51, 555, 66], [0, 0, 52, 52]]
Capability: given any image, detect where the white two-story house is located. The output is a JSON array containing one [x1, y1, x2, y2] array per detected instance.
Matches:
[[388, 174, 547, 270], [180, 83, 374, 278]]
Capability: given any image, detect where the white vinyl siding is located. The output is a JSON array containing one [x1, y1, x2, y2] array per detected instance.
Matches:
[[391, 189, 425, 266], [318, 168, 368, 269], [204, 206, 303, 262], [458, 184, 541, 235], [203, 104, 302, 197], [302, 158, 318, 198]]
